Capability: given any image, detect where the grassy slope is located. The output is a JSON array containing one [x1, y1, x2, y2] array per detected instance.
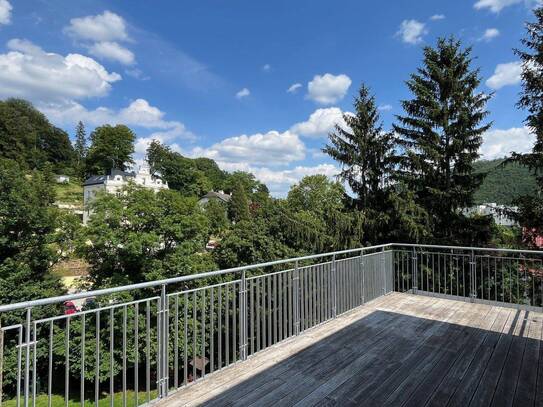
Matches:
[[54, 180, 83, 206]]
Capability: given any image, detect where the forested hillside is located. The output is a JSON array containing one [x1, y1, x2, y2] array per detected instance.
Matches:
[[473, 159, 538, 205]]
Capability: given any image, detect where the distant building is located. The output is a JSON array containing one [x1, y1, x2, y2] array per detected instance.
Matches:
[[198, 190, 232, 206], [83, 163, 168, 224], [55, 175, 70, 184], [463, 203, 518, 227]]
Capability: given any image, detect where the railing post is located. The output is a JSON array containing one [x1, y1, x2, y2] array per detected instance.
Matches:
[[412, 247, 418, 294], [360, 249, 365, 304], [158, 284, 168, 398], [332, 254, 337, 318], [293, 260, 300, 335], [469, 250, 477, 302], [24, 307, 31, 407], [381, 247, 387, 295], [239, 270, 248, 360]]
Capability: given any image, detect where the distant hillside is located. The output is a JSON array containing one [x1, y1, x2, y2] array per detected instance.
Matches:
[[473, 159, 538, 205]]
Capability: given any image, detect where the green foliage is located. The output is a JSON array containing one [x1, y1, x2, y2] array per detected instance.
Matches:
[[394, 37, 492, 244], [0, 99, 74, 171], [223, 171, 262, 195], [146, 140, 212, 196], [473, 159, 538, 204], [86, 125, 136, 175], [73, 121, 88, 180], [80, 185, 213, 288], [204, 199, 229, 236], [228, 183, 250, 222]]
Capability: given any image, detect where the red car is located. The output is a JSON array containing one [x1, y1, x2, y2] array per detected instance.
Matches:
[[63, 301, 78, 315]]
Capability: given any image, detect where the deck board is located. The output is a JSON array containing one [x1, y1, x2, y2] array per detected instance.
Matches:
[[158, 293, 543, 407]]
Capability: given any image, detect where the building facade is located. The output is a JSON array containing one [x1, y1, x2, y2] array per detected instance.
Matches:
[[83, 164, 168, 224]]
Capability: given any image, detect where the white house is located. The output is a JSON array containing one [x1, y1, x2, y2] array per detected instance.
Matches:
[[464, 203, 518, 227], [83, 163, 168, 224]]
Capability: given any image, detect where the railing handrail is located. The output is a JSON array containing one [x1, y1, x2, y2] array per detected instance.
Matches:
[[1, 242, 541, 313], [0, 243, 393, 313]]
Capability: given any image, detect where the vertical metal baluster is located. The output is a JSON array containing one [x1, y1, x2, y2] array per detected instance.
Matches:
[[94, 312, 100, 407], [16, 325, 22, 407], [65, 316, 70, 407], [256, 279, 261, 352], [217, 286, 222, 370], [201, 289, 206, 378], [225, 286, 229, 367], [233, 283, 237, 362], [192, 292, 197, 380], [24, 308, 31, 407], [134, 303, 139, 407], [250, 280, 254, 356], [267, 276, 272, 346], [211, 288, 215, 372], [183, 293, 188, 385], [241, 271, 248, 361], [288, 270, 293, 337], [109, 309, 114, 407], [273, 274, 278, 343], [299, 271, 304, 332], [49, 321, 53, 407], [146, 302, 150, 405], [332, 255, 337, 318], [494, 257, 498, 302], [122, 306, 127, 407], [32, 322, 36, 407], [173, 295, 179, 389], [81, 314, 86, 407], [278, 273, 283, 341]]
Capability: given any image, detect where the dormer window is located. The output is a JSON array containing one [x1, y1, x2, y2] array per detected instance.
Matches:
[[115, 175, 122, 181]]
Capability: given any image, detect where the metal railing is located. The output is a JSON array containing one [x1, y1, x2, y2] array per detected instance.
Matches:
[[0, 243, 541, 406]]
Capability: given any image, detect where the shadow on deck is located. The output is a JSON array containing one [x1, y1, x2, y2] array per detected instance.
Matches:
[[159, 293, 543, 407]]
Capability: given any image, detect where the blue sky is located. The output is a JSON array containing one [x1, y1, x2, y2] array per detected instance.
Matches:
[[0, 0, 536, 195]]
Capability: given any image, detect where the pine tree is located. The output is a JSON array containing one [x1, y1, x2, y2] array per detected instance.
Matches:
[[324, 84, 396, 210], [510, 7, 543, 246], [74, 121, 87, 179], [229, 183, 250, 222], [323, 84, 400, 244], [393, 37, 492, 243]]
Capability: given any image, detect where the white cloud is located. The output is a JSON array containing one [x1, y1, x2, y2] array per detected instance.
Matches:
[[287, 83, 302, 93], [486, 61, 522, 89], [291, 107, 347, 138], [396, 19, 427, 44], [306, 73, 352, 104], [0, 0, 12, 25], [0, 38, 121, 102], [236, 87, 250, 99], [189, 130, 305, 166], [474, 0, 523, 13], [430, 14, 445, 20], [480, 28, 500, 41], [262, 64, 271, 72], [64, 10, 128, 42], [88, 41, 135, 65], [378, 104, 393, 111], [480, 126, 535, 159]]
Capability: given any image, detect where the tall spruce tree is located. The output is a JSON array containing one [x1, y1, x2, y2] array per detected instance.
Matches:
[[323, 84, 399, 243], [393, 37, 492, 244], [229, 182, 250, 222], [74, 121, 87, 179], [510, 7, 543, 246]]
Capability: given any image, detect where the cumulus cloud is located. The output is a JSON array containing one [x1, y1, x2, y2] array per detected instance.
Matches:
[[64, 10, 128, 42], [396, 19, 427, 44], [480, 28, 500, 41], [189, 130, 305, 166], [0, 0, 12, 25], [291, 107, 348, 138], [88, 41, 135, 65], [287, 83, 302, 93], [306, 73, 352, 104], [236, 88, 250, 99], [486, 61, 522, 89], [430, 14, 445, 20], [480, 126, 535, 159], [474, 0, 524, 13], [0, 38, 121, 102]]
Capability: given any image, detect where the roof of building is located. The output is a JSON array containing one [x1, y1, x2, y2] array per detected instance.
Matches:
[[200, 191, 232, 203], [84, 169, 135, 186]]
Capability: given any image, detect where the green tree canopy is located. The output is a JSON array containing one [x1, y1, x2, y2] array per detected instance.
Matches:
[[81, 185, 213, 288], [86, 124, 136, 175], [229, 182, 250, 222], [73, 120, 87, 179], [394, 37, 492, 244], [0, 98, 74, 171]]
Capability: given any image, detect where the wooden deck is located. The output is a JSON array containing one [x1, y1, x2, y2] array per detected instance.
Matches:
[[159, 292, 543, 407]]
